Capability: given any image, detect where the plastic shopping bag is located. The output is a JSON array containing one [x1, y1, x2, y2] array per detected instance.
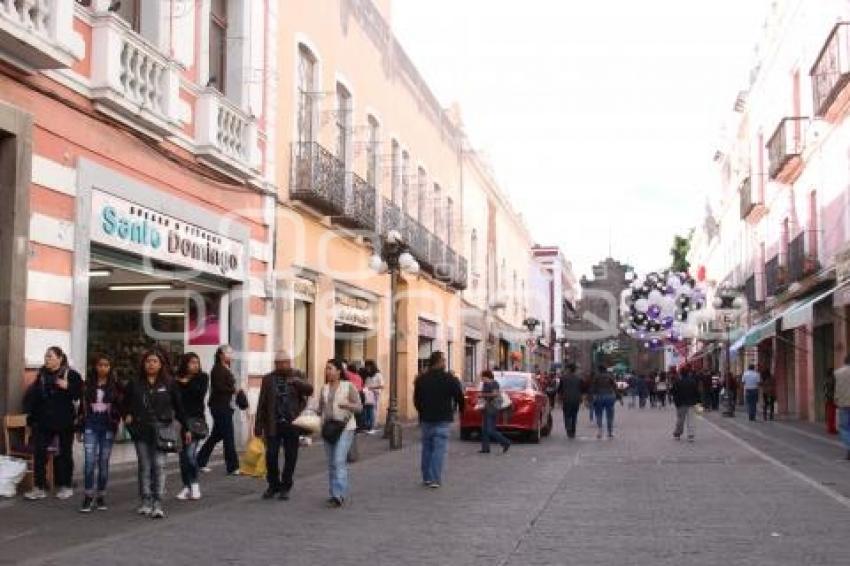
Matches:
[[0, 456, 28, 498], [239, 436, 266, 478]]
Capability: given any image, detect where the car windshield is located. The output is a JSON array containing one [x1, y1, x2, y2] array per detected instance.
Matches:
[[496, 376, 528, 391]]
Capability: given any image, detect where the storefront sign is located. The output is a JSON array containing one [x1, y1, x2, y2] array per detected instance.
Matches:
[[334, 291, 373, 329], [293, 278, 316, 303], [91, 190, 245, 279], [419, 318, 438, 339]]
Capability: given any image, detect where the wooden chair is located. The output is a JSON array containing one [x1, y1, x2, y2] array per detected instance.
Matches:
[[3, 415, 53, 492]]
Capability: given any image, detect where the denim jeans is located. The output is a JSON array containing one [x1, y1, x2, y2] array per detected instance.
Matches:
[[480, 411, 510, 451], [134, 439, 166, 503], [420, 421, 451, 484], [324, 429, 355, 499], [593, 395, 616, 434], [674, 406, 695, 438], [562, 403, 580, 438], [265, 423, 301, 493], [83, 426, 114, 495], [362, 404, 376, 431], [197, 408, 239, 473], [763, 394, 776, 420], [745, 389, 759, 421], [179, 439, 200, 488], [838, 407, 850, 450]]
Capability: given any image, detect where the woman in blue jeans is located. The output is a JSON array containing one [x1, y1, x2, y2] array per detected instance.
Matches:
[[77, 354, 121, 513], [478, 370, 510, 453], [590, 367, 619, 439], [318, 359, 362, 508], [174, 353, 209, 501]]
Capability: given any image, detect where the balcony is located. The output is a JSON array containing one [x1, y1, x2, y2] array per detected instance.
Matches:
[[90, 14, 179, 136], [765, 255, 787, 298], [403, 215, 428, 265], [195, 89, 260, 176], [787, 232, 820, 283], [381, 197, 404, 237], [290, 142, 345, 216], [0, 0, 76, 70], [811, 22, 850, 119], [452, 255, 469, 290], [766, 117, 808, 183], [431, 237, 449, 281], [744, 274, 761, 310], [335, 173, 377, 232]]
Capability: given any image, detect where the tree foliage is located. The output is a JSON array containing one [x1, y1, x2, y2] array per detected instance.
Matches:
[[670, 230, 693, 273]]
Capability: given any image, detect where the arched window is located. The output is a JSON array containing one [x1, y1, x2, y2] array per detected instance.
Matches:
[[335, 82, 352, 167], [366, 115, 379, 187], [297, 44, 317, 145]]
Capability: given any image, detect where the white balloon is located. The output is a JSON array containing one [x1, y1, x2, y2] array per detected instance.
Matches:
[[667, 274, 682, 289], [648, 290, 663, 303], [635, 298, 649, 313]]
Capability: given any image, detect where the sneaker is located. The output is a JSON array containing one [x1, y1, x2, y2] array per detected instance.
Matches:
[[55, 487, 74, 500], [262, 487, 278, 500], [227, 470, 241, 477], [176, 487, 190, 501], [277, 490, 290, 501], [422, 481, 433, 487], [502, 443, 510, 453], [150, 502, 166, 519], [79, 496, 94, 513], [190, 483, 201, 500], [596, 430, 603, 440], [95, 496, 107, 511], [477, 449, 491, 454], [673, 434, 681, 441], [24, 488, 47, 500], [607, 433, 614, 439], [428, 482, 441, 489], [200, 467, 212, 474], [326, 497, 343, 508], [137, 500, 153, 516], [687, 436, 695, 443]]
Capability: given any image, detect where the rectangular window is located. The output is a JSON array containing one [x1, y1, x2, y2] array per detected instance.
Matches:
[[391, 140, 400, 204], [297, 46, 316, 145], [446, 197, 454, 248], [294, 300, 311, 377], [433, 184, 442, 236], [113, 0, 140, 31], [401, 151, 410, 215], [808, 190, 818, 260], [335, 84, 351, 167], [209, 0, 228, 94], [367, 116, 379, 187], [781, 218, 790, 266], [417, 167, 427, 223]]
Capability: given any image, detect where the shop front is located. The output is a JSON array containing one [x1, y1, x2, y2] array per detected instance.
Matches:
[[73, 160, 252, 381], [292, 277, 316, 377], [333, 288, 376, 369], [418, 318, 438, 374]]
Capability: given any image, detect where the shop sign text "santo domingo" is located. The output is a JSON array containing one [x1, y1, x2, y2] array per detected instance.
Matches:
[[91, 190, 245, 280]]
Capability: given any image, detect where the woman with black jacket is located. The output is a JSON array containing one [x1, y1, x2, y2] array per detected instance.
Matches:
[[77, 354, 122, 513], [23, 346, 83, 501], [174, 352, 209, 501], [196, 345, 240, 475], [122, 349, 189, 519]]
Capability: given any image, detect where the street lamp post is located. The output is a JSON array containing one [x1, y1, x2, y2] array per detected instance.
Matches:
[[370, 229, 419, 450], [713, 284, 745, 417]]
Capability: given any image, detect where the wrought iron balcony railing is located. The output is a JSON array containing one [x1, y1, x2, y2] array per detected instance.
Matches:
[[767, 117, 808, 181], [428, 233, 446, 277], [336, 172, 376, 232], [442, 248, 457, 282], [290, 142, 345, 216], [744, 274, 761, 310], [764, 255, 786, 297], [403, 215, 429, 265], [453, 255, 469, 290], [788, 234, 805, 284], [811, 22, 850, 117], [381, 197, 404, 237]]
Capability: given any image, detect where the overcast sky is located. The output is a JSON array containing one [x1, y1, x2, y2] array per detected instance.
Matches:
[[392, 0, 770, 279]]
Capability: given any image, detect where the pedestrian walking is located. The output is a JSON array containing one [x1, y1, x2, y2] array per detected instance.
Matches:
[[77, 353, 121, 512], [825, 368, 838, 435], [362, 360, 384, 434], [648, 374, 658, 408], [477, 370, 511, 453], [413, 351, 465, 488], [22, 346, 83, 501], [833, 356, 850, 460], [671, 368, 700, 441], [557, 364, 585, 439], [585, 374, 596, 423], [655, 373, 669, 408], [638, 374, 649, 408], [122, 349, 189, 519], [590, 366, 618, 439], [760, 365, 776, 421], [197, 345, 240, 475], [174, 353, 209, 501], [255, 352, 314, 500], [317, 359, 361, 507], [742, 364, 761, 421], [627, 374, 639, 409], [711, 371, 722, 411]]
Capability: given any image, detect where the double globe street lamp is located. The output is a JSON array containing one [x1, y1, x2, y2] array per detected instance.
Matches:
[[369, 229, 419, 450], [712, 283, 745, 416]]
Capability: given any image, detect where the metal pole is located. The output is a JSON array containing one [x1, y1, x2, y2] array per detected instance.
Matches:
[[385, 268, 402, 449]]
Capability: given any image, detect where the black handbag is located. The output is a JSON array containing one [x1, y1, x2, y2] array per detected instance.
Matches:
[[155, 422, 181, 453], [186, 417, 209, 439], [320, 418, 348, 444], [235, 389, 250, 411]]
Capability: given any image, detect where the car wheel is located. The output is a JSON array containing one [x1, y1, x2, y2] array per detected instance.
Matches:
[[528, 420, 542, 444], [460, 427, 473, 441], [542, 412, 553, 437]]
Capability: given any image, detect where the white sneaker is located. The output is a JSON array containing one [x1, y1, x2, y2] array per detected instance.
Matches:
[[24, 488, 47, 500], [137, 500, 153, 516], [200, 467, 212, 474], [190, 483, 201, 500], [175, 487, 190, 501], [151, 502, 166, 519], [55, 487, 74, 500]]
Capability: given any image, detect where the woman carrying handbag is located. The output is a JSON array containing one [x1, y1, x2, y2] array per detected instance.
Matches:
[[174, 353, 209, 501], [317, 359, 362, 508]]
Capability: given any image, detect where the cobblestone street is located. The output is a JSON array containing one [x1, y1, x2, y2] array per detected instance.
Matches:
[[3, 406, 850, 566]]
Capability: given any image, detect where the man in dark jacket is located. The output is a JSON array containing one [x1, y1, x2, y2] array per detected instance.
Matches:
[[557, 364, 585, 439], [671, 369, 700, 441], [255, 352, 314, 500], [413, 351, 464, 488]]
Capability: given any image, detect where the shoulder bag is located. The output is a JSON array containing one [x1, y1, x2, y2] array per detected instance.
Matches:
[[235, 389, 250, 411], [156, 422, 181, 453], [320, 383, 351, 444], [186, 416, 209, 440]]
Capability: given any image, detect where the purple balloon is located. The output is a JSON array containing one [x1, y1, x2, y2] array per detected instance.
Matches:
[[647, 304, 661, 320], [662, 316, 675, 329]]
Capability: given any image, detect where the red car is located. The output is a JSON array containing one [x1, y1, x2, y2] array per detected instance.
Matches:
[[460, 371, 553, 443]]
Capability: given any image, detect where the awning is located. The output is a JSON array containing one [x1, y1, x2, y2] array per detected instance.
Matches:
[[743, 316, 781, 348], [781, 283, 847, 330], [730, 334, 746, 353]]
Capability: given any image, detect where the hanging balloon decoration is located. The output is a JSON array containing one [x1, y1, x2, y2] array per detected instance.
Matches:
[[621, 270, 704, 350]]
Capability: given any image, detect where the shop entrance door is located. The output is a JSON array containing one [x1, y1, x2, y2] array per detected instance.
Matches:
[[813, 323, 834, 422], [464, 338, 477, 382], [781, 330, 797, 416]]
